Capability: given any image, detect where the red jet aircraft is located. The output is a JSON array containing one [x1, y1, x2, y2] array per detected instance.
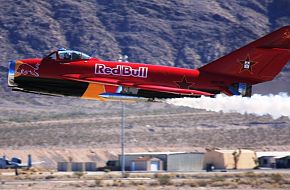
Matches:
[[8, 26, 290, 101]]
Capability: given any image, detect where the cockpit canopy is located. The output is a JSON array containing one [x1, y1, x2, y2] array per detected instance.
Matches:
[[46, 49, 91, 61]]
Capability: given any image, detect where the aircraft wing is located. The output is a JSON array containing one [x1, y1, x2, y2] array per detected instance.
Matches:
[[23, 161, 45, 166], [8, 161, 44, 168], [62, 75, 214, 96], [8, 162, 26, 167]]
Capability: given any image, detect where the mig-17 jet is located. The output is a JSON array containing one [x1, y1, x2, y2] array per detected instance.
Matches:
[[8, 26, 290, 101]]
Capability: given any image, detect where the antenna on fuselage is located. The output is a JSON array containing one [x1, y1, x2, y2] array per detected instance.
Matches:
[[123, 55, 128, 62], [118, 54, 123, 62]]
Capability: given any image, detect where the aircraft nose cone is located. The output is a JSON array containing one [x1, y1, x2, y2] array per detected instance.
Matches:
[[8, 60, 17, 87]]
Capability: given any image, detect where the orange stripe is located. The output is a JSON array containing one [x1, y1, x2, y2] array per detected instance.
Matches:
[[81, 83, 107, 101]]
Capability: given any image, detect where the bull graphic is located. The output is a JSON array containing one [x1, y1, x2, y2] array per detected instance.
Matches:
[[16, 63, 40, 77]]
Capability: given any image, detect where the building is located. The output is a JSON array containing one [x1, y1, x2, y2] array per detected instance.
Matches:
[[167, 152, 204, 171], [85, 162, 97, 171], [71, 162, 84, 172], [203, 149, 257, 170], [257, 152, 290, 168], [57, 162, 97, 172], [57, 162, 70, 172], [119, 152, 204, 172], [131, 156, 163, 171], [276, 156, 290, 168]]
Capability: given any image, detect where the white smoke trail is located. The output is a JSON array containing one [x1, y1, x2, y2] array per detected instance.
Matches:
[[165, 93, 290, 119]]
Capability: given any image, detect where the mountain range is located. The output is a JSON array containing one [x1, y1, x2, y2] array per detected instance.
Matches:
[[0, 0, 290, 95]]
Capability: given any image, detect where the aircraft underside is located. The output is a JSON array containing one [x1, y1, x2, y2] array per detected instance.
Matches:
[[12, 76, 213, 101]]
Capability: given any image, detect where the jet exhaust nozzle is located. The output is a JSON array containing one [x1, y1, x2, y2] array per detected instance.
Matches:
[[8, 60, 17, 87]]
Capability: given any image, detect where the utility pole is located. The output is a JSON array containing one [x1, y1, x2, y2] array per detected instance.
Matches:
[[120, 101, 125, 176], [118, 54, 127, 177]]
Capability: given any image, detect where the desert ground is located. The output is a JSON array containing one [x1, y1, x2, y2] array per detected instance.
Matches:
[[1, 170, 290, 190], [1, 73, 290, 190], [1, 97, 290, 168]]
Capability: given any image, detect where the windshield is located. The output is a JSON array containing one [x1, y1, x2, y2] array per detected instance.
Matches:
[[58, 50, 91, 61]]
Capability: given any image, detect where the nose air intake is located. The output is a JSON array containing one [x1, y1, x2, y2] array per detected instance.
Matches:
[[8, 60, 17, 87]]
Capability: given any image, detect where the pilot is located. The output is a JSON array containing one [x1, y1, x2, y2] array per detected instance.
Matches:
[[72, 52, 81, 60], [64, 52, 71, 60]]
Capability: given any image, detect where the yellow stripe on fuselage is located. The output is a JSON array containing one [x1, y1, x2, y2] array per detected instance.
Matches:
[[81, 83, 107, 101]]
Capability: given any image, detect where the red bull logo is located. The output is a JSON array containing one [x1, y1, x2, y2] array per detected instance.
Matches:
[[16, 63, 40, 77], [95, 64, 148, 78]]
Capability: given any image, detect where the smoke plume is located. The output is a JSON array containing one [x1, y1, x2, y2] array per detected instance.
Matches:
[[165, 93, 290, 119]]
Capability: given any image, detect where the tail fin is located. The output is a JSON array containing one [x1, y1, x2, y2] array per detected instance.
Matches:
[[199, 25, 290, 84]]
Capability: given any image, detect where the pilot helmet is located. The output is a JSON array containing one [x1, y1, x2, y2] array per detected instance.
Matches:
[[64, 52, 71, 59]]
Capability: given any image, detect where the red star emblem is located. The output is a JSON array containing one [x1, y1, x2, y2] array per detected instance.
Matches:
[[239, 55, 257, 73], [175, 76, 193, 89]]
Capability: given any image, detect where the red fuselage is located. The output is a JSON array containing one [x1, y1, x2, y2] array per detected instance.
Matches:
[[8, 50, 225, 101]]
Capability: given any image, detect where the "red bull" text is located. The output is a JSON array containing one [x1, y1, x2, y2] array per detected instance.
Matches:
[[95, 64, 148, 78]]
